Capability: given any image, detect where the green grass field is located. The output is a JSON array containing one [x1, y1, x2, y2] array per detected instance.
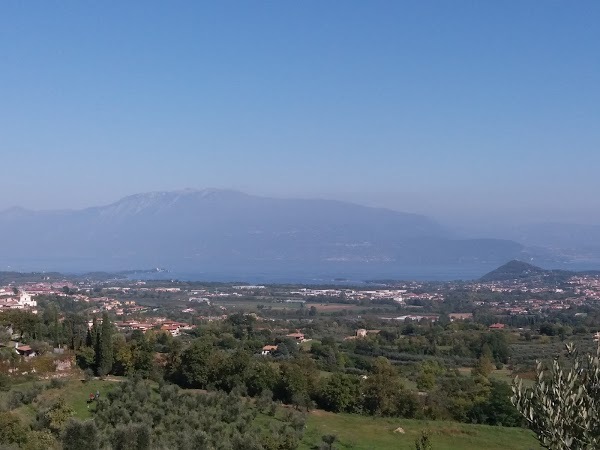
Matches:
[[301, 410, 541, 450], [61, 378, 121, 419]]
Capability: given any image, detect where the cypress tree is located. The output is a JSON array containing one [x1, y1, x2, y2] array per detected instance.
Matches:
[[88, 318, 98, 348], [95, 313, 114, 376]]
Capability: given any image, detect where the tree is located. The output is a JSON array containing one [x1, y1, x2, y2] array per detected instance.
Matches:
[[321, 434, 336, 450], [111, 423, 151, 450], [0, 326, 12, 344], [164, 338, 183, 383], [30, 340, 52, 356], [277, 363, 309, 405], [129, 333, 154, 377], [177, 338, 218, 388], [0, 372, 10, 392], [63, 314, 88, 350], [318, 373, 359, 413], [360, 357, 418, 417], [512, 343, 600, 449], [472, 354, 494, 378], [76, 346, 96, 371], [95, 313, 113, 376], [0, 411, 28, 446], [36, 397, 74, 434], [1, 310, 39, 339], [416, 361, 443, 391], [23, 430, 58, 450], [111, 334, 132, 376], [416, 371, 436, 391], [85, 324, 94, 348], [469, 380, 521, 426], [62, 419, 99, 450], [244, 359, 278, 396], [472, 345, 494, 378]]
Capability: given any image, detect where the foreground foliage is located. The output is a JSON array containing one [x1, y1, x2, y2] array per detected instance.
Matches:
[[512, 343, 600, 449]]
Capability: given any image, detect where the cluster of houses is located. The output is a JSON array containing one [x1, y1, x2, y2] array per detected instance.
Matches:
[[0, 290, 38, 312], [0, 282, 148, 317], [112, 319, 192, 336]]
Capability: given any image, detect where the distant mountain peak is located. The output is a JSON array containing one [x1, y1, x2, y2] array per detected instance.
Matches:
[[118, 188, 244, 202], [92, 188, 248, 217]]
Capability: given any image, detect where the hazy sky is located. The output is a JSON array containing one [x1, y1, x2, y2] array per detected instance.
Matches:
[[1, 2, 599, 224]]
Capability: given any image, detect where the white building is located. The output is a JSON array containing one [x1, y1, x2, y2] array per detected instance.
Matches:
[[19, 291, 37, 308]]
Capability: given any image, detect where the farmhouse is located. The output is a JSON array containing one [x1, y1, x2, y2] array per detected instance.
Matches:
[[261, 345, 278, 356], [285, 332, 305, 342]]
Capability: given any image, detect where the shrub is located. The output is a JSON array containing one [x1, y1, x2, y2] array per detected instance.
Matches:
[[62, 419, 99, 450], [0, 373, 11, 392], [7, 384, 43, 409], [0, 411, 28, 446], [23, 430, 58, 450], [48, 379, 67, 390]]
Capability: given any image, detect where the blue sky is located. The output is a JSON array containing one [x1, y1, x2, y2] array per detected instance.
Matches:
[[1, 2, 599, 224]]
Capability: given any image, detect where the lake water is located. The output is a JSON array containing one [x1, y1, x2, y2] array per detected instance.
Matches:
[[2, 258, 599, 285]]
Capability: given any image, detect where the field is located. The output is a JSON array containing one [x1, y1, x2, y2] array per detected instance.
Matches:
[[210, 298, 304, 311], [457, 367, 535, 388], [310, 304, 364, 312], [301, 410, 541, 450]]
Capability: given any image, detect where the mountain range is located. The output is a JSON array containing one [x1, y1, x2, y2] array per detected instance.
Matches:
[[0, 189, 596, 280]]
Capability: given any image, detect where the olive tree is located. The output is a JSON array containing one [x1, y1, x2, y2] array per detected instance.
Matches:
[[511, 343, 600, 449]]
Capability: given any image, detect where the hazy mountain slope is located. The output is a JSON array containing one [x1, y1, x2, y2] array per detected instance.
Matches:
[[511, 223, 600, 248], [0, 189, 526, 272]]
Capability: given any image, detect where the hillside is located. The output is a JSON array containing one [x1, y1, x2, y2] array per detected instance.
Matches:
[[0, 189, 526, 276]]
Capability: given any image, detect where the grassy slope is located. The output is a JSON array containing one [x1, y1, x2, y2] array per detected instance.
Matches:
[[301, 410, 541, 450], [61, 378, 120, 419], [6, 378, 120, 424]]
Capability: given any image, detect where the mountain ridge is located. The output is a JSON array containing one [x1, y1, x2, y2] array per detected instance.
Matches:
[[0, 189, 528, 275]]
